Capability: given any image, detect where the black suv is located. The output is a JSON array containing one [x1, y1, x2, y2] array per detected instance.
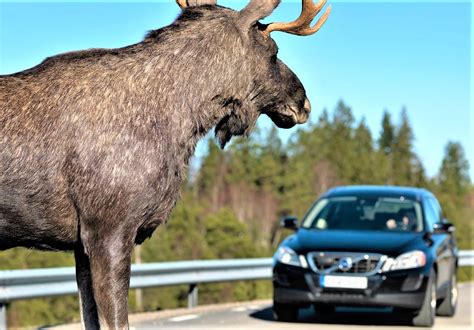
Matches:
[[273, 185, 458, 327]]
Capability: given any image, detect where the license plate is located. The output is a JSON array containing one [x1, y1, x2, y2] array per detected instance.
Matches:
[[320, 275, 368, 289]]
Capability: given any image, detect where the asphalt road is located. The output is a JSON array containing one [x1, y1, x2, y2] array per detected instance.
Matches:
[[128, 283, 473, 330], [50, 283, 473, 330]]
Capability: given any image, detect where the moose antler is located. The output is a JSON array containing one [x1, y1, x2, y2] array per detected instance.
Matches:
[[176, 0, 217, 8], [176, 0, 187, 8], [263, 0, 331, 36]]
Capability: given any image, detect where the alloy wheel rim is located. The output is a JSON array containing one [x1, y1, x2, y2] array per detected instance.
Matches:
[[430, 281, 437, 315], [451, 274, 458, 307]]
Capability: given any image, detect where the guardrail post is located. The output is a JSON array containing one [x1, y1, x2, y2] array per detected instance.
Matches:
[[188, 284, 198, 309], [0, 303, 7, 330]]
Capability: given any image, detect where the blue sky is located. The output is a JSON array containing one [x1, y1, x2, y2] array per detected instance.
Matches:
[[0, 0, 472, 179]]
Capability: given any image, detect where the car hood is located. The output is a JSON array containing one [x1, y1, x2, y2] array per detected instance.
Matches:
[[285, 229, 424, 256]]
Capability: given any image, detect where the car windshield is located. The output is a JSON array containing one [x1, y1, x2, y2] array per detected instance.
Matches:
[[301, 196, 423, 232]]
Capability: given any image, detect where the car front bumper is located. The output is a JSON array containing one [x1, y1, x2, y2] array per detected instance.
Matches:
[[273, 263, 429, 310]]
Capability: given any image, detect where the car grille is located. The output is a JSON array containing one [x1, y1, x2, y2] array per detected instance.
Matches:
[[307, 251, 385, 275]]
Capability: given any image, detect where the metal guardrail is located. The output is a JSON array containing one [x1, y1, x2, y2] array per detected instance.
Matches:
[[0, 251, 472, 329], [0, 258, 273, 329], [0, 258, 273, 302], [459, 250, 474, 266]]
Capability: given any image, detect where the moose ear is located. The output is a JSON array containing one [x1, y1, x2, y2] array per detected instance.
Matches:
[[238, 0, 281, 28]]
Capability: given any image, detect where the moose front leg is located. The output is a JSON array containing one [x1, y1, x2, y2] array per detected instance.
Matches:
[[85, 232, 134, 329]]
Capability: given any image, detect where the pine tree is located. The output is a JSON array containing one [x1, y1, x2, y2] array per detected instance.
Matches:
[[352, 118, 375, 183], [411, 156, 427, 187], [253, 126, 283, 190], [392, 108, 415, 185], [196, 138, 227, 210], [436, 142, 471, 251], [439, 141, 470, 196], [329, 100, 356, 182], [378, 111, 395, 154]]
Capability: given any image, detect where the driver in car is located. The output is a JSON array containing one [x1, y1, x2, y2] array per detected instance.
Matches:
[[386, 211, 416, 231]]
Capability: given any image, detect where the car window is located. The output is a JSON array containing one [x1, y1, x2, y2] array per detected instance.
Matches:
[[428, 197, 443, 221], [301, 196, 423, 232], [423, 199, 439, 231]]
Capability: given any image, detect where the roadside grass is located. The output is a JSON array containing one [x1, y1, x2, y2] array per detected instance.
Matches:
[[458, 266, 473, 282]]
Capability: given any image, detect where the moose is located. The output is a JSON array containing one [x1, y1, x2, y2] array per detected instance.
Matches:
[[0, 0, 330, 328]]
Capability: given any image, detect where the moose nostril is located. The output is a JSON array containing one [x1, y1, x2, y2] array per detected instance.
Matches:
[[303, 98, 311, 114]]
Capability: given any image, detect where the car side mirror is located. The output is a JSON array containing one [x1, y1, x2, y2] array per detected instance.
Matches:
[[433, 221, 455, 234], [281, 216, 298, 231]]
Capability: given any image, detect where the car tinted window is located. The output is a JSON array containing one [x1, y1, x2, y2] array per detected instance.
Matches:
[[423, 198, 439, 231], [301, 196, 423, 232], [428, 197, 443, 220]]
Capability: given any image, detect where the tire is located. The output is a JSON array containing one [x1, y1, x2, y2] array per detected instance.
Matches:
[[313, 304, 335, 315], [273, 302, 299, 322], [436, 272, 457, 317], [412, 270, 436, 327]]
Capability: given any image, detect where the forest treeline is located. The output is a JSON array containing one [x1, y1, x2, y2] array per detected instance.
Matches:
[[1, 100, 472, 327]]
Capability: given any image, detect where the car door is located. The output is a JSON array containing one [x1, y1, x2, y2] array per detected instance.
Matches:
[[425, 197, 454, 295]]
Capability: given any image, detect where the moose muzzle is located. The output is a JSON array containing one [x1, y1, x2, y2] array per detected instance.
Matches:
[[298, 97, 311, 124]]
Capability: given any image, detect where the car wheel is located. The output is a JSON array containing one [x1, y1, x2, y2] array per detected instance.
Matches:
[[436, 272, 457, 316], [273, 302, 299, 322], [313, 304, 335, 315], [412, 270, 436, 327]]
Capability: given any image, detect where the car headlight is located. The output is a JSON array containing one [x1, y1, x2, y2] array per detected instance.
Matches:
[[382, 250, 426, 272], [274, 247, 308, 268]]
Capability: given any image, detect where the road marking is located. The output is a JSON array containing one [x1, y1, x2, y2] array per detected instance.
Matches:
[[246, 305, 260, 310], [232, 307, 248, 312], [168, 314, 200, 322]]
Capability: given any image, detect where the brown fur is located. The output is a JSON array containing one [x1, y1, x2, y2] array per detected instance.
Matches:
[[0, 2, 314, 328]]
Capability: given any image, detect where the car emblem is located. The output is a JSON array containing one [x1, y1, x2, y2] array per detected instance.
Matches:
[[338, 257, 353, 271]]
